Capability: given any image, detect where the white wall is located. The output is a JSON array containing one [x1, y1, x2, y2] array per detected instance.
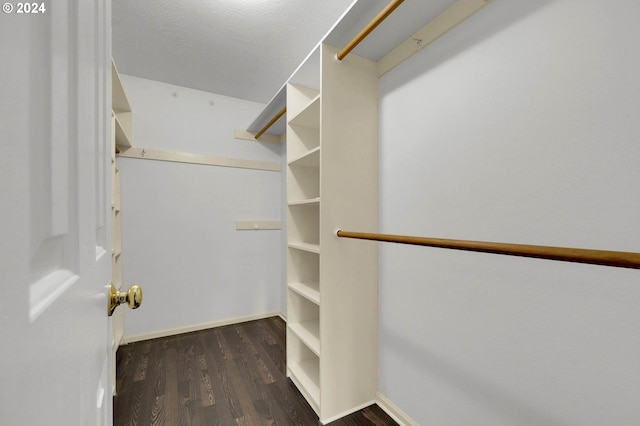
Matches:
[[118, 75, 284, 337], [378, 1, 640, 424]]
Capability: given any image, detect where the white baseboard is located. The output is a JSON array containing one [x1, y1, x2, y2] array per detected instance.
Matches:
[[121, 311, 283, 344], [278, 311, 287, 322], [376, 391, 419, 426]]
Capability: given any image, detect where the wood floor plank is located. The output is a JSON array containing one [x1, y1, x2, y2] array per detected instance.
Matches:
[[133, 354, 149, 382], [114, 317, 399, 426], [217, 326, 268, 425], [200, 331, 243, 425], [246, 320, 286, 379], [200, 403, 218, 426], [213, 328, 233, 361], [181, 340, 202, 410], [149, 395, 165, 426], [114, 380, 144, 426], [163, 347, 179, 425], [136, 340, 162, 426]]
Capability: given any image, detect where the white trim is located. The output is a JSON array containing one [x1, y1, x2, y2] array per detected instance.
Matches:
[[377, 0, 491, 77], [236, 220, 281, 230], [95, 245, 107, 261], [278, 311, 287, 322], [320, 399, 377, 425], [121, 311, 282, 344], [233, 129, 282, 144], [29, 270, 79, 322], [376, 392, 419, 426], [118, 147, 281, 172]]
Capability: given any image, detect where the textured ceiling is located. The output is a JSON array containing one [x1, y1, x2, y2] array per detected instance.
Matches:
[[112, 0, 354, 104]]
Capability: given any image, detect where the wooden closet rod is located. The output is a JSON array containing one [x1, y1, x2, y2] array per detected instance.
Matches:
[[336, 230, 640, 270], [336, 0, 405, 61], [255, 106, 286, 139]]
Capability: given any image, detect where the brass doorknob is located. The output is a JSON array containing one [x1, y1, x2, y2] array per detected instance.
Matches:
[[108, 283, 142, 316]]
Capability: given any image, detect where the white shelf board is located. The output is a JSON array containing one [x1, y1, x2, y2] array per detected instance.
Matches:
[[288, 95, 320, 129], [288, 282, 320, 305], [288, 146, 320, 167], [288, 242, 320, 254], [288, 360, 320, 411], [289, 321, 320, 356], [246, 87, 286, 135], [288, 197, 320, 207], [322, 0, 463, 61], [118, 147, 280, 172], [233, 129, 282, 144], [376, 0, 491, 77]]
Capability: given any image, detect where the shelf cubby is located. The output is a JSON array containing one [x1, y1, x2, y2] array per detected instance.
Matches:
[[287, 84, 320, 119], [287, 202, 319, 247], [287, 163, 320, 201], [288, 125, 320, 160], [288, 357, 320, 413], [287, 247, 319, 285], [288, 95, 320, 129], [288, 289, 319, 325], [114, 113, 132, 148]]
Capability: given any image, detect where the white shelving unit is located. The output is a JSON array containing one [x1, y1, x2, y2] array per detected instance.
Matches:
[[239, 2, 491, 423], [286, 43, 378, 424], [110, 59, 132, 294], [110, 59, 132, 394]]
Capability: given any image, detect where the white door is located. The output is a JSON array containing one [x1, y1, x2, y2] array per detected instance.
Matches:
[[0, 1, 114, 425]]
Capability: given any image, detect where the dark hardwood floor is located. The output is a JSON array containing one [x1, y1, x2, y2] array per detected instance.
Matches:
[[113, 316, 398, 426]]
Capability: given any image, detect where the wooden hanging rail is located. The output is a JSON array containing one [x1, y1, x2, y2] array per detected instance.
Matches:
[[254, 106, 286, 139], [336, 230, 640, 270], [336, 0, 405, 60]]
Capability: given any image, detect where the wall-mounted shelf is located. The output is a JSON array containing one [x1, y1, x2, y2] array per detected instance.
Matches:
[[246, 87, 287, 137], [111, 60, 133, 151], [244, 0, 490, 144]]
